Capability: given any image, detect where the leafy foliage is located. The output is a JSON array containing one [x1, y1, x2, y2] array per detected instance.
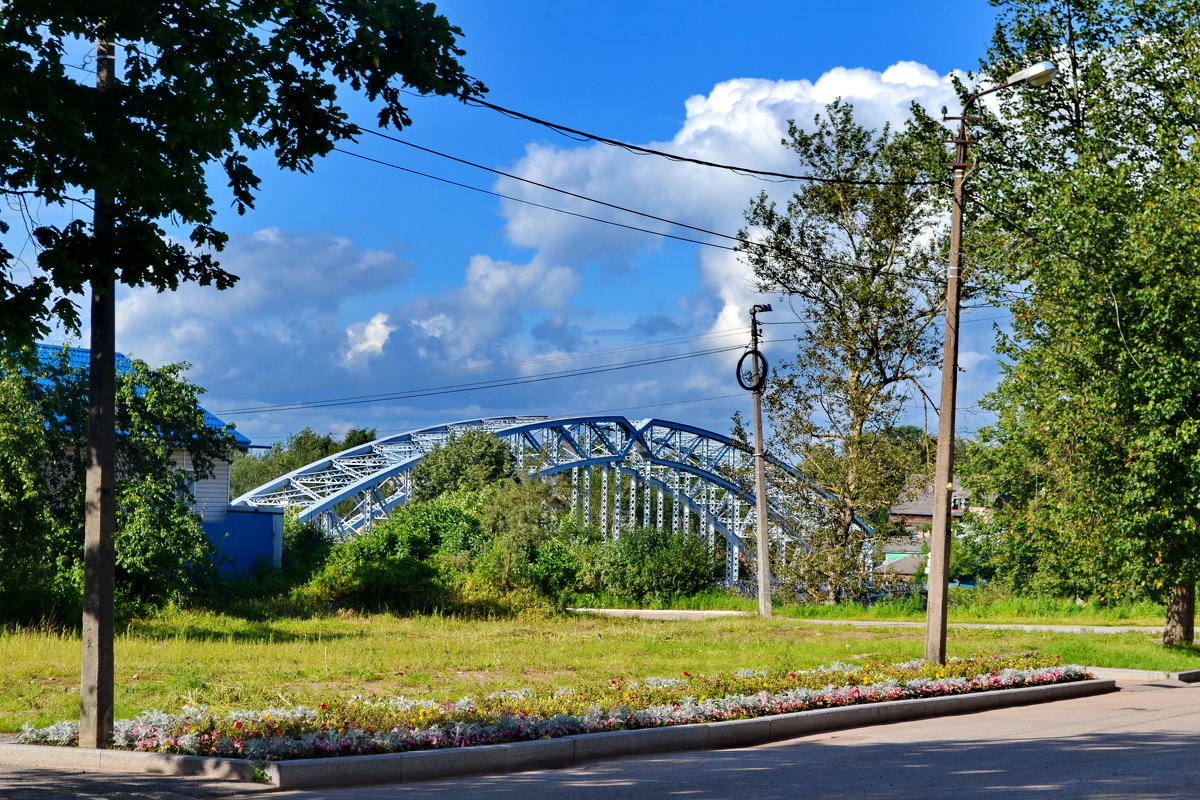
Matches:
[[0, 0, 484, 345], [230, 426, 376, 499], [961, 0, 1200, 638], [0, 345, 236, 622], [737, 100, 944, 600], [410, 431, 518, 503], [589, 526, 723, 605]]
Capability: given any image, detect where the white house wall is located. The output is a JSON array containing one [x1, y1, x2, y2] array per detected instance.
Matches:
[[172, 453, 231, 523]]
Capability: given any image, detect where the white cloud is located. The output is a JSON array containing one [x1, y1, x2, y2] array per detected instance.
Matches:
[[396, 254, 581, 364], [343, 312, 397, 370], [495, 65, 960, 337], [112, 228, 411, 437]]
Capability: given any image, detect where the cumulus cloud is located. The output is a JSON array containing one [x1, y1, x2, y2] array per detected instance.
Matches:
[[496, 65, 959, 330], [343, 312, 397, 370], [397, 254, 580, 365], [115, 228, 410, 385]]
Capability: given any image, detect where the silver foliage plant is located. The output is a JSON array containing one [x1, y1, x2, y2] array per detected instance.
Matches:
[[18, 664, 1090, 757]]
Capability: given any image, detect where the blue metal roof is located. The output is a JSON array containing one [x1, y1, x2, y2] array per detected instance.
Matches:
[[33, 343, 250, 447]]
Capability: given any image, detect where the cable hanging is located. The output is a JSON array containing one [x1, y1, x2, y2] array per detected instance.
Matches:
[[465, 97, 949, 188]]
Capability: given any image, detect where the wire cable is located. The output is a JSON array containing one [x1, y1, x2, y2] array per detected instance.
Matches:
[[363, 129, 746, 245], [465, 97, 949, 188], [213, 344, 745, 416], [338, 141, 958, 290], [335, 148, 736, 251], [211, 325, 751, 395]]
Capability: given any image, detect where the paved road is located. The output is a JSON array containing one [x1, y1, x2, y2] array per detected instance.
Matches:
[[5, 681, 1199, 799]]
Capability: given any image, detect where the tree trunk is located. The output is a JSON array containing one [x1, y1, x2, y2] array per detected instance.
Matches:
[[1163, 584, 1195, 646]]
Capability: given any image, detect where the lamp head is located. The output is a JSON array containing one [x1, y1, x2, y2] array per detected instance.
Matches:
[[1006, 60, 1059, 88], [750, 303, 773, 314]]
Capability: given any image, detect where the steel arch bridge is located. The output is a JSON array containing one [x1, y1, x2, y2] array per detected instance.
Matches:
[[231, 415, 870, 582]]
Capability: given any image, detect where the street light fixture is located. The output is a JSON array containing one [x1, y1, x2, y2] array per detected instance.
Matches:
[[924, 61, 1058, 664]]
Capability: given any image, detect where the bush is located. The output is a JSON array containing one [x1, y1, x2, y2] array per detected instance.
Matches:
[[591, 526, 722, 605], [298, 504, 480, 612]]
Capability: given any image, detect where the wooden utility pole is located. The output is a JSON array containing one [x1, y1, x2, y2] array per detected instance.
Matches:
[[923, 126, 966, 665], [80, 28, 117, 750], [741, 304, 773, 618]]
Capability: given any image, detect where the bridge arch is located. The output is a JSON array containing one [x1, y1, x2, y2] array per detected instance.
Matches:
[[231, 415, 870, 582]]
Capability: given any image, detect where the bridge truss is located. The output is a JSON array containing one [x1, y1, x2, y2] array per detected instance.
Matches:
[[231, 415, 869, 582]]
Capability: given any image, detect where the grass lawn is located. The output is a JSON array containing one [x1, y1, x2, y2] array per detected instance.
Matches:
[[4, 607, 1198, 733], [592, 588, 1168, 627]]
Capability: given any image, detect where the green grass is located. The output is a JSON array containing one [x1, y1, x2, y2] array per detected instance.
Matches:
[[570, 586, 1167, 627], [3, 605, 1198, 734]]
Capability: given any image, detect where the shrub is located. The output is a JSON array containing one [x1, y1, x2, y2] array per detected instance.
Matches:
[[594, 526, 722, 605]]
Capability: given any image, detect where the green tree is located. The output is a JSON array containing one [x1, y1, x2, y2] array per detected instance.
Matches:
[[0, 2, 483, 343], [962, 0, 1200, 643], [0, 345, 236, 620], [410, 430, 518, 503], [230, 426, 377, 498], [1, 1, 484, 742], [737, 100, 944, 601]]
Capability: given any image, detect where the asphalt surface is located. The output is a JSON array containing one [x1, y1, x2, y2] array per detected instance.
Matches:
[[4, 681, 1199, 799]]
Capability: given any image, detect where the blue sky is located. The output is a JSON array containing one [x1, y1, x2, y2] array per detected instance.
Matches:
[[56, 0, 1013, 447]]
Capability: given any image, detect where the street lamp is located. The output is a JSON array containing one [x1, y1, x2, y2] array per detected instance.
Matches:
[[924, 61, 1058, 664]]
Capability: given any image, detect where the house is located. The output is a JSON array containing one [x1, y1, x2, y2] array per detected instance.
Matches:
[[32, 344, 281, 574], [879, 533, 927, 580], [889, 475, 974, 534]]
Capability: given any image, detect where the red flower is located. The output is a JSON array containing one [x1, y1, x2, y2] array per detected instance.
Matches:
[[234, 721, 243, 729]]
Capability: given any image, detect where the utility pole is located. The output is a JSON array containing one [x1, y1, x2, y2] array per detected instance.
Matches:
[[924, 61, 1058, 664], [739, 304, 773, 618], [80, 27, 116, 750]]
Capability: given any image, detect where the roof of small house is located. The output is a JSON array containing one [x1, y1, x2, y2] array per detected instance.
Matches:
[[890, 475, 968, 518], [882, 534, 925, 554], [33, 343, 250, 447], [881, 554, 926, 575]]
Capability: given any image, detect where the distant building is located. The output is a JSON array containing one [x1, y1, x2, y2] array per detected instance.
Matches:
[[32, 344, 281, 574], [889, 475, 973, 534]]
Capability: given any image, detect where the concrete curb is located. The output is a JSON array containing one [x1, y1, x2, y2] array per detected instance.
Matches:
[[0, 741, 258, 781], [0, 679, 1115, 790]]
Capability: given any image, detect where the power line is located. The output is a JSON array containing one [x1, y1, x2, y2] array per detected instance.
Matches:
[[211, 325, 750, 395], [363, 129, 746, 245], [339, 137, 958, 290], [213, 344, 744, 416], [334, 148, 736, 251], [243, 391, 750, 443], [465, 97, 949, 188]]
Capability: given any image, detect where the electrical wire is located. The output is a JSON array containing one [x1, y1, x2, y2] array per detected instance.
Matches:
[[338, 140, 959, 290], [363, 129, 746, 245], [243, 391, 750, 443], [213, 343, 745, 416], [334, 148, 737, 251], [210, 326, 750, 395], [465, 97, 949, 188]]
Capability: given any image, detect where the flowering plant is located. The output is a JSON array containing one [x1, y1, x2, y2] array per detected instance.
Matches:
[[18, 655, 1090, 760]]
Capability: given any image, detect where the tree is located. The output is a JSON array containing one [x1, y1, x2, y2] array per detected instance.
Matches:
[[231, 426, 377, 498], [0, 2, 484, 343], [737, 100, 945, 602], [410, 430, 517, 503], [1, 2, 484, 742], [0, 345, 235, 620], [961, 0, 1200, 643]]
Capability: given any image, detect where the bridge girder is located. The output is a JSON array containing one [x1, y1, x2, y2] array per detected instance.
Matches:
[[231, 415, 871, 581]]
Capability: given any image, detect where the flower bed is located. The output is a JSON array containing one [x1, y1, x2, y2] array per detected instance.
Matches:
[[18, 655, 1091, 761]]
